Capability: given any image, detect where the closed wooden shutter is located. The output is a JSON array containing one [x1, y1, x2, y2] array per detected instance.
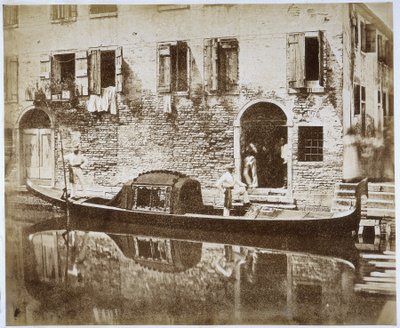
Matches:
[[360, 22, 366, 52], [75, 50, 88, 96], [287, 33, 305, 88], [318, 30, 324, 87], [5, 56, 18, 102], [115, 46, 123, 93], [385, 41, 392, 67], [89, 49, 101, 95], [365, 24, 376, 53], [220, 39, 238, 91], [158, 44, 171, 93]]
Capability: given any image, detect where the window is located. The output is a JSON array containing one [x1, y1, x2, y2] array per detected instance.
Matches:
[[5, 56, 18, 102], [51, 5, 77, 21], [133, 186, 171, 212], [298, 126, 323, 162], [3, 5, 18, 27], [158, 41, 190, 93], [360, 22, 376, 53], [89, 5, 117, 16], [287, 31, 324, 89], [204, 38, 239, 93], [354, 84, 360, 115], [88, 47, 123, 94]]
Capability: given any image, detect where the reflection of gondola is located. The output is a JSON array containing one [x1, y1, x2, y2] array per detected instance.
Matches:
[[26, 171, 367, 237], [109, 234, 202, 272], [24, 215, 359, 267]]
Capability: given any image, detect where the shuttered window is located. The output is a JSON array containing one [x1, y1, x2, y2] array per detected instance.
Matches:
[[51, 5, 77, 21], [89, 47, 123, 94], [365, 24, 376, 52], [3, 6, 18, 27], [204, 38, 238, 93], [298, 126, 323, 162], [287, 31, 324, 89], [5, 56, 18, 102], [158, 42, 190, 93]]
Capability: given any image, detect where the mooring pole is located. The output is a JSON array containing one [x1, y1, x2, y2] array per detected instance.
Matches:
[[59, 130, 71, 283]]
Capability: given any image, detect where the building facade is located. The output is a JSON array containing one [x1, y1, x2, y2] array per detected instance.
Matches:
[[4, 4, 393, 209]]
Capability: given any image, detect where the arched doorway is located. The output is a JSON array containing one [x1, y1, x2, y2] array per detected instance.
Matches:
[[18, 108, 54, 186], [239, 102, 288, 188]]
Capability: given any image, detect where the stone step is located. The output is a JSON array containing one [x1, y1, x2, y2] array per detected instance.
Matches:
[[368, 191, 395, 201], [369, 183, 395, 193], [335, 182, 358, 191], [367, 199, 395, 210], [332, 198, 355, 207], [249, 194, 294, 204], [259, 203, 297, 210], [367, 208, 396, 218], [249, 188, 287, 196], [334, 189, 356, 198]]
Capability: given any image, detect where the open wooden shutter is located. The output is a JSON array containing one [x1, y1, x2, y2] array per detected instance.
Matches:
[[40, 54, 52, 99], [318, 31, 324, 87], [377, 35, 383, 62], [158, 44, 171, 93], [115, 46, 123, 93], [287, 33, 305, 88], [89, 49, 101, 95], [204, 39, 219, 93], [365, 24, 376, 53], [75, 50, 88, 96], [385, 41, 392, 67]]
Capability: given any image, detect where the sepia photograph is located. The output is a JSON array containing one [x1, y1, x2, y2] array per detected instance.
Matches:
[[2, 1, 396, 325]]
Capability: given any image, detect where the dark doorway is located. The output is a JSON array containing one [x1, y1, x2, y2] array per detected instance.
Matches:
[[241, 103, 287, 188]]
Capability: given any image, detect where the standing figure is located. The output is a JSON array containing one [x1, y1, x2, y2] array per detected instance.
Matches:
[[216, 164, 250, 216], [343, 128, 362, 182], [65, 145, 88, 199], [279, 138, 289, 188], [243, 143, 258, 189]]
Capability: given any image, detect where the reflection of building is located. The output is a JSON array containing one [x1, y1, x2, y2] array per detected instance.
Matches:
[[24, 228, 358, 324], [216, 248, 355, 324], [4, 4, 393, 210]]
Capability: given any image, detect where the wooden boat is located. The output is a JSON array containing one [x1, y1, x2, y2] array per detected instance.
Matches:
[[26, 170, 366, 237]]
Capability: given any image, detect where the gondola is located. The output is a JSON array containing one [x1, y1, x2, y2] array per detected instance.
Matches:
[[26, 170, 366, 237]]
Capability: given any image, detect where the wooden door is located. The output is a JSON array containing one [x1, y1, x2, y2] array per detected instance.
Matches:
[[39, 129, 52, 179], [22, 128, 52, 182]]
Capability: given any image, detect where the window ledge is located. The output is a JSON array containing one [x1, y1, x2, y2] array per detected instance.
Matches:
[[90, 12, 117, 19], [51, 17, 77, 24], [157, 5, 189, 12], [5, 100, 18, 104], [4, 24, 18, 29]]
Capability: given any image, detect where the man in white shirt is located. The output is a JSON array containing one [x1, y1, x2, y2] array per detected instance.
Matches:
[[216, 164, 250, 216], [64, 145, 88, 199]]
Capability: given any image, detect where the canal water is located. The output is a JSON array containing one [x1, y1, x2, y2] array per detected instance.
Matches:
[[6, 205, 396, 325]]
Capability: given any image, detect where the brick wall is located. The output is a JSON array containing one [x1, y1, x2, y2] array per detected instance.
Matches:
[[6, 4, 354, 208]]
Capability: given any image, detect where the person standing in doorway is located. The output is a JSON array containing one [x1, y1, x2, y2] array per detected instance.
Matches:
[[216, 164, 250, 216], [65, 144, 88, 199], [243, 143, 258, 189], [279, 137, 289, 188]]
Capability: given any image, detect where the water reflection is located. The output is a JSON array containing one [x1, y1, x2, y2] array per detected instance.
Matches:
[[18, 215, 362, 325]]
